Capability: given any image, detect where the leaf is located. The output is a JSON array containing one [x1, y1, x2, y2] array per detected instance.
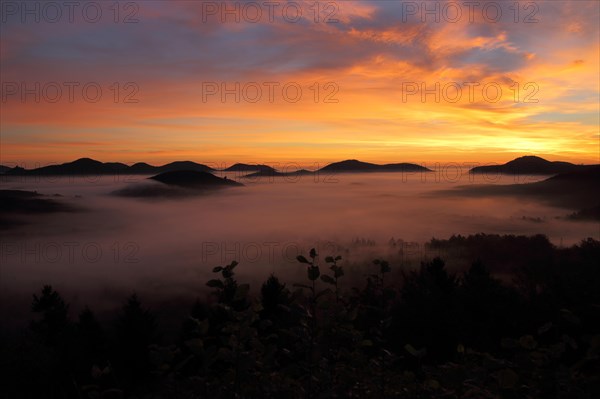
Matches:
[[537, 322, 553, 335], [276, 304, 291, 312], [222, 269, 233, 278], [309, 248, 317, 259], [529, 351, 545, 365], [325, 256, 334, 263], [332, 266, 344, 278], [81, 385, 100, 395], [335, 256, 342, 261], [380, 261, 391, 273], [189, 317, 209, 335], [320, 275, 336, 285], [184, 338, 204, 356], [252, 301, 264, 313], [297, 255, 309, 264], [501, 338, 517, 349], [404, 344, 426, 358], [91, 366, 103, 379], [560, 309, 580, 325], [344, 308, 357, 321], [212, 266, 223, 273], [293, 283, 311, 290], [562, 334, 578, 350], [206, 279, 224, 289], [405, 344, 420, 357], [229, 261, 239, 269], [519, 335, 537, 350], [101, 389, 124, 397], [315, 288, 333, 299], [172, 355, 194, 373], [307, 266, 320, 281], [233, 284, 250, 301], [496, 368, 518, 389], [217, 347, 234, 363]]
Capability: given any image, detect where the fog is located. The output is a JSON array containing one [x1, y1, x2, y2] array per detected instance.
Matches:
[[1, 170, 598, 325]]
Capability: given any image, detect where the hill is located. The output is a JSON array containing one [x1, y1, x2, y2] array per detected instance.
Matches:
[[319, 159, 431, 173], [469, 156, 591, 175], [149, 170, 242, 188], [223, 163, 275, 173], [113, 171, 242, 198], [3, 158, 214, 175], [242, 169, 315, 179], [0, 190, 81, 228], [443, 165, 600, 219]]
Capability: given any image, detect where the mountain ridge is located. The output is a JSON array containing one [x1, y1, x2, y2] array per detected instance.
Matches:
[[3, 156, 596, 177], [443, 165, 600, 218], [469, 155, 594, 175], [318, 159, 431, 173], [1, 158, 215, 175], [1, 158, 432, 176], [149, 170, 243, 188]]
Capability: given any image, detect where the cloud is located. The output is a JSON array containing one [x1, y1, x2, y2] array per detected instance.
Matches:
[[0, 0, 598, 164]]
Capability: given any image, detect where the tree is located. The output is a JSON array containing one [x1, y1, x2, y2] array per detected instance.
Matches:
[[31, 285, 70, 346], [114, 294, 156, 383], [394, 257, 459, 361]]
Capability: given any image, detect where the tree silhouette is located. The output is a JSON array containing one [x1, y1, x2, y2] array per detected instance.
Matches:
[[394, 257, 459, 361], [113, 294, 156, 383], [31, 285, 70, 347]]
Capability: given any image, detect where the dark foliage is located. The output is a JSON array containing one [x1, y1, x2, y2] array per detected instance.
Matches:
[[1, 235, 599, 398]]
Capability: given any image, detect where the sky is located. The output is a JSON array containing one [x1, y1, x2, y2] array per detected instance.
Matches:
[[1, 0, 599, 167]]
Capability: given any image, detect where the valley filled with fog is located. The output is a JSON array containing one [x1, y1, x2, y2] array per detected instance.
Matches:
[[1, 170, 598, 324]]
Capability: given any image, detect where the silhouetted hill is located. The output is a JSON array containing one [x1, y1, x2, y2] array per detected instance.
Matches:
[[0, 189, 77, 213], [568, 205, 600, 221], [0, 165, 11, 174], [158, 161, 214, 173], [128, 162, 157, 173], [4, 158, 128, 175], [0, 190, 81, 228], [242, 169, 315, 178], [241, 159, 431, 178], [3, 166, 26, 175], [113, 171, 243, 198], [443, 166, 600, 217], [150, 170, 242, 188], [469, 156, 591, 175], [519, 165, 600, 205], [3, 158, 214, 176], [544, 164, 600, 182], [223, 163, 275, 173], [319, 159, 431, 173]]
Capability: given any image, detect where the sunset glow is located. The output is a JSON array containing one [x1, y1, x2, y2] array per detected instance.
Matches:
[[1, 0, 599, 166]]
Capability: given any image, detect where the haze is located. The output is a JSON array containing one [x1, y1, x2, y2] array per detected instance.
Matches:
[[1, 170, 597, 324]]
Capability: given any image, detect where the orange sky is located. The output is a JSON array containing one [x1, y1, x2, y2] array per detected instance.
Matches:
[[1, 0, 599, 167]]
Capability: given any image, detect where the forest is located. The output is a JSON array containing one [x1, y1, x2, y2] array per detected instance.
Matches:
[[1, 234, 599, 398]]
